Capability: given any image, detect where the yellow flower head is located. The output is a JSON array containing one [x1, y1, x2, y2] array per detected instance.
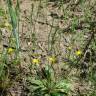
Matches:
[[8, 48, 14, 54], [48, 56, 56, 64], [75, 50, 82, 56], [4, 22, 12, 31], [5, 22, 10, 27], [68, 46, 72, 50], [32, 58, 39, 64]]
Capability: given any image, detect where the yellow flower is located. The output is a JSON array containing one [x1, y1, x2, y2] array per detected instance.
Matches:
[[5, 22, 11, 27], [4, 22, 12, 31], [68, 46, 72, 50], [75, 50, 82, 56], [48, 56, 56, 64], [32, 58, 39, 64], [8, 48, 14, 54]]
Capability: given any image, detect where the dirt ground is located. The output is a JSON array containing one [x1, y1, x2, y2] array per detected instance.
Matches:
[[0, 0, 96, 96]]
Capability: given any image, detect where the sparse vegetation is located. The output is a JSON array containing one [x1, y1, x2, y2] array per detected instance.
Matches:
[[0, 0, 96, 96]]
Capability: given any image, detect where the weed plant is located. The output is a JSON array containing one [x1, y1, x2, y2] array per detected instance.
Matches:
[[0, 0, 96, 96]]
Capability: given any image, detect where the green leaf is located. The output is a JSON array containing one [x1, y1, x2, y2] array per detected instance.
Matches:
[[51, 92, 66, 96], [55, 80, 71, 93], [44, 65, 55, 81], [28, 78, 44, 86], [7, 0, 17, 28]]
